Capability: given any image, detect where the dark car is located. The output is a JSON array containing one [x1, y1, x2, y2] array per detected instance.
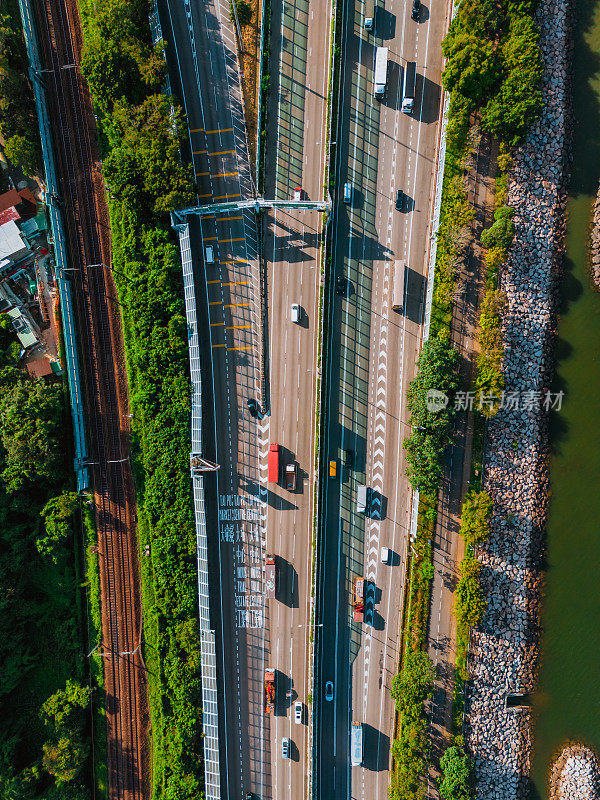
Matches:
[[396, 189, 405, 211], [411, 0, 421, 20], [247, 398, 259, 417], [344, 449, 354, 470], [336, 276, 347, 295]]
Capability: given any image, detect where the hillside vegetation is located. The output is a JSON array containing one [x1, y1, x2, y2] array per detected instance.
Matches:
[[77, 0, 202, 796]]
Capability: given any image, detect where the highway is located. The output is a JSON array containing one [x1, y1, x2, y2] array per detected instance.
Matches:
[[262, 0, 331, 796], [316, 0, 450, 798], [158, 1, 266, 798]]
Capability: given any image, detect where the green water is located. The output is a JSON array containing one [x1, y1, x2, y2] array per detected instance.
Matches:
[[529, 0, 600, 793]]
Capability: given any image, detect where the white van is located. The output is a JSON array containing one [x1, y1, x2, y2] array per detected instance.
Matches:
[[356, 485, 369, 513], [205, 245, 215, 264], [381, 546, 390, 564]]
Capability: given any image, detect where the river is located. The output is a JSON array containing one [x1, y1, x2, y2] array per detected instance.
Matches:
[[529, 0, 600, 793]]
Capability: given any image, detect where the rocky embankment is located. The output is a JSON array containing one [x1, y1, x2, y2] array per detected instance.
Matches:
[[590, 187, 600, 288], [549, 746, 600, 799], [463, 0, 570, 795]]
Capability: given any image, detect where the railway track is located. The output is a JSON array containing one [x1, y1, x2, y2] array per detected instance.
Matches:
[[31, 0, 147, 798]]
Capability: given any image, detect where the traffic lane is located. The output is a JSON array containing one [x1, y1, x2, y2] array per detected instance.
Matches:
[[301, 0, 331, 201], [266, 210, 320, 796]]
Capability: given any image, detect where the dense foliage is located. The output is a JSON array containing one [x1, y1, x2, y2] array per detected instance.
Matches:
[[474, 289, 507, 412], [454, 556, 487, 629], [77, 0, 203, 794], [459, 490, 492, 548], [404, 334, 460, 496], [441, 0, 543, 147], [0, 365, 93, 800], [0, 0, 41, 175], [439, 745, 475, 800]]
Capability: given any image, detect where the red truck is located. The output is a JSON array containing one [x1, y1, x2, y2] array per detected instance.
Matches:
[[268, 443, 280, 483], [353, 577, 365, 623], [265, 554, 276, 599], [264, 667, 276, 713]]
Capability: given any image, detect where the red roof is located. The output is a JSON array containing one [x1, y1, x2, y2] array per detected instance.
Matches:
[[0, 188, 38, 219], [0, 206, 19, 225]]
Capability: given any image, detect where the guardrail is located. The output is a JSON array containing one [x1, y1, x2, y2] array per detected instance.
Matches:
[[17, 0, 89, 492]]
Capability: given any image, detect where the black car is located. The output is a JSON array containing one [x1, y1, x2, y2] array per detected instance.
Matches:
[[336, 276, 347, 295], [411, 0, 421, 20], [396, 189, 405, 211], [344, 449, 354, 470], [247, 398, 259, 417]]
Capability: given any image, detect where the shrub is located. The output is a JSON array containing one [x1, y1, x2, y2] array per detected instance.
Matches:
[[391, 651, 435, 718], [41, 680, 91, 785], [403, 335, 460, 495], [473, 288, 506, 412], [230, 0, 253, 25], [439, 745, 475, 800], [454, 555, 486, 628], [442, 21, 501, 103], [480, 205, 514, 251], [481, 15, 543, 146], [5, 133, 41, 175], [459, 490, 492, 547]]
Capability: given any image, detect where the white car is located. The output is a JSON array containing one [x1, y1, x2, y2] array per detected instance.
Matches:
[[381, 546, 390, 564], [291, 303, 301, 323], [343, 182, 352, 204], [293, 187, 302, 201], [281, 736, 290, 759], [205, 245, 215, 264], [294, 700, 303, 724]]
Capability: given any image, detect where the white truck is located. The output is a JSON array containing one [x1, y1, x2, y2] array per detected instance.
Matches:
[[374, 47, 388, 99], [402, 61, 417, 113], [351, 721, 364, 767]]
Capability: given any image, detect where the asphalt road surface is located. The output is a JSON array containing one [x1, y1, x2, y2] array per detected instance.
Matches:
[[316, 0, 451, 798], [262, 0, 331, 797], [159, 1, 267, 798]]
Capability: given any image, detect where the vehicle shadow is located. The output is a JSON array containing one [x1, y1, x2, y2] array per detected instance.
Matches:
[[278, 557, 299, 608], [362, 723, 390, 771]]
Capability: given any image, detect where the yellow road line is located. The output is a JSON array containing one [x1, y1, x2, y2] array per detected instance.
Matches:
[[218, 237, 245, 243], [193, 149, 207, 155], [212, 343, 226, 348], [210, 322, 225, 327], [203, 236, 218, 242], [214, 193, 240, 200], [207, 279, 221, 284], [206, 127, 233, 134], [209, 301, 221, 306], [222, 281, 249, 287], [222, 259, 247, 265], [216, 215, 243, 222], [209, 149, 235, 156], [228, 345, 253, 351], [213, 171, 238, 178], [227, 325, 252, 330], [198, 193, 213, 199], [190, 127, 204, 132], [224, 302, 250, 308], [195, 171, 210, 177]]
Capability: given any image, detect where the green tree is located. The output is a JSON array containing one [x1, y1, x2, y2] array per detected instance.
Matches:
[[391, 717, 428, 800], [454, 556, 487, 628], [390, 651, 435, 718], [41, 680, 91, 785], [4, 134, 40, 176], [403, 334, 459, 495], [38, 492, 79, 563], [481, 16, 543, 145], [439, 745, 475, 800], [442, 21, 501, 103], [0, 379, 65, 493], [480, 206, 515, 252], [459, 490, 492, 547]]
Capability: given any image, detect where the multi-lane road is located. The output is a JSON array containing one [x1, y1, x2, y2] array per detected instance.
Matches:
[[263, 0, 331, 796], [160, 0, 450, 796], [317, 0, 450, 798]]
